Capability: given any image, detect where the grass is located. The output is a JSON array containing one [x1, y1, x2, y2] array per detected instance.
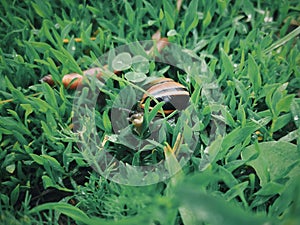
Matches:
[[0, 0, 300, 224]]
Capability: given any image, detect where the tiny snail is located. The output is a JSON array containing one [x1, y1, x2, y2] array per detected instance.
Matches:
[[129, 77, 190, 130], [139, 77, 190, 115]]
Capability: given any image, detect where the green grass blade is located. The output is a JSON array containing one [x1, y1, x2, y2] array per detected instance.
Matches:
[[263, 26, 300, 54]]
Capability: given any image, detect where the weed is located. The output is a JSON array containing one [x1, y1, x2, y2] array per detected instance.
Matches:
[[1, 0, 300, 224]]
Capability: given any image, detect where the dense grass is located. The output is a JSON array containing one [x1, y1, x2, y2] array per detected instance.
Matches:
[[1, 0, 300, 224]]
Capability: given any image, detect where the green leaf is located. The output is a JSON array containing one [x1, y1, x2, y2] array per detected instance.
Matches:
[[218, 165, 240, 188], [241, 141, 300, 187], [190, 83, 201, 106], [187, 16, 199, 34], [233, 78, 249, 103], [179, 206, 197, 225], [264, 26, 300, 54], [148, 101, 165, 123], [271, 113, 292, 133], [265, 85, 278, 114], [220, 48, 234, 78], [290, 99, 300, 128], [204, 135, 223, 163], [125, 72, 147, 83], [270, 83, 287, 115], [42, 83, 58, 111], [29, 202, 89, 223], [131, 55, 150, 73], [103, 110, 112, 133], [254, 181, 284, 196], [124, 1, 135, 26], [30, 153, 44, 165], [268, 177, 300, 219], [243, 0, 255, 16], [167, 29, 178, 37], [42, 175, 55, 188], [221, 122, 261, 150], [159, 9, 164, 20], [180, 0, 198, 36], [217, 0, 228, 15], [279, 129, 300, 142], [42, 155, 64, 172], [12, 130, 29, 145], [236, 102, 247, 126], [5, 77, 28, 103], [165, 11, 174, 29], [51, 48, 81, 74], [31, 98, 52, 113], [203, 10, 212, 28], [0, 117, 31, 137], [29, 41, 52, 53], [5, 164, 15, 174], [20, 104, 33, 127], [31, 1, 52, 18], [41, 120, 54, 139], [224, 181, 249, 202], [176, 174, 273, 225], [41, 175, 72, 192], [29, 201, 153, 225], [163, 0, 175, 29], [41, 20, 62, 48], [112, 52, 132, 71], [248, 54, 262, 94], [10, 184, 20, 206], [275, 94, 294, 115]]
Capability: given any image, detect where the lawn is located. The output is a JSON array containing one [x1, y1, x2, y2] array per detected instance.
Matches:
[[0, 0, 300, 224]]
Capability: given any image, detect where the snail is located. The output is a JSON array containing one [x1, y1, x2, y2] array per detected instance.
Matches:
[[128, 77, 190, 136]]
